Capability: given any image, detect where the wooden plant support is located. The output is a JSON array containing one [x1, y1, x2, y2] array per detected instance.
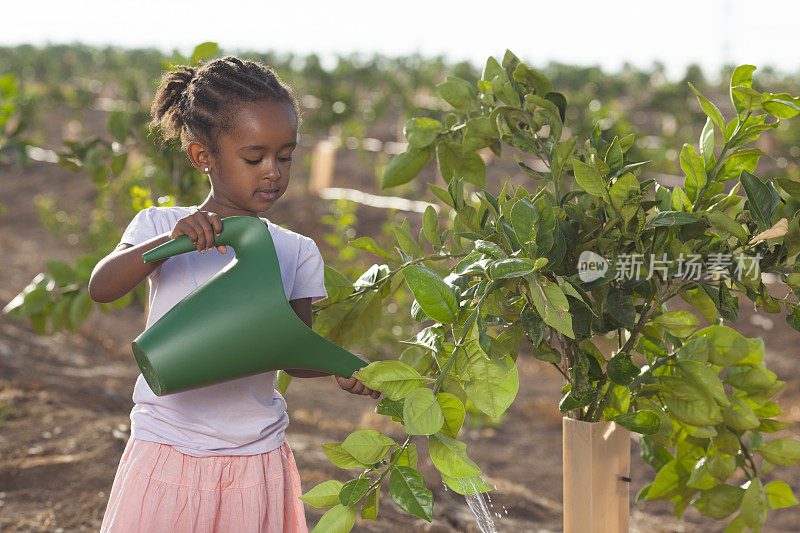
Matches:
[[563, 417, 631, 533], [308, 140, 337, 194]]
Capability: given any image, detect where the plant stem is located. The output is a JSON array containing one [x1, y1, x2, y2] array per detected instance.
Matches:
[[736, 433, 759, 479], [364, 435, 413, 496]]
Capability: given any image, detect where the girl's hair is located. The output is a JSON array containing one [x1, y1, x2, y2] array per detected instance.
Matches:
[[148, 55, 303, 157]]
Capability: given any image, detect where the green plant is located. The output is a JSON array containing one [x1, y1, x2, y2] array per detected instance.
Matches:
[[304, 51, 800, 532], [0, 72, 33, 169]]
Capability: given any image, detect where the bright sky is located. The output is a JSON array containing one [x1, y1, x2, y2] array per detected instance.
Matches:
[[5, 0, 800, 82]]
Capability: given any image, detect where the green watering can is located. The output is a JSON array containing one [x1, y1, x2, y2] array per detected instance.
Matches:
[[131, 215, 366, 396]]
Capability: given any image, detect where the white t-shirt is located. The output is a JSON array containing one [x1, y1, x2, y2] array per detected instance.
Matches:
[[117, 205, 328, 457]]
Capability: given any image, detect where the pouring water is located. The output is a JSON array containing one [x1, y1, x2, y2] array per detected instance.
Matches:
[[444, 475, 499, 533]]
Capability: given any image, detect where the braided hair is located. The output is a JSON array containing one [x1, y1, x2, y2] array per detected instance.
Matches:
[[149, 55, 303, 157]]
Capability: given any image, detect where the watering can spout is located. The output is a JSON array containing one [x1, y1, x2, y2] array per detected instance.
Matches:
[[132, 215, 367, 396]]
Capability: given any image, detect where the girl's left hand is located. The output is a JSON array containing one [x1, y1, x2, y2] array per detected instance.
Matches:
[[336, 353, 380, 399]]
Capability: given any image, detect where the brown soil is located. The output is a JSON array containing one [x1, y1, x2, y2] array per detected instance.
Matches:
[[1, 111, 799, 532]]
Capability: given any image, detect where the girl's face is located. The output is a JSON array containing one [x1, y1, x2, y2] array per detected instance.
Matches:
[[193, 99, 298, 217]]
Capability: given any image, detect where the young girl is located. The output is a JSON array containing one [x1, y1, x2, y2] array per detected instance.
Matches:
[[88, 55, 381, 532]]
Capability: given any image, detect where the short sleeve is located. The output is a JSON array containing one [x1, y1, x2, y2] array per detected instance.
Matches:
[[118, 206, 160, 247], [290, 238, 328, 303]]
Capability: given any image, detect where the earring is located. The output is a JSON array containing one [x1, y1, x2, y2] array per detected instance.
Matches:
[[204, 167, 209, 173]]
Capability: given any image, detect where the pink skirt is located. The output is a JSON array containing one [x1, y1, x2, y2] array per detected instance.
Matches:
[[100, 436, 308, 532]]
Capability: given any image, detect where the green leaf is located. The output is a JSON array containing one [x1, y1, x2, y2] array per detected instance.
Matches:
[[321, 443, 371, 469], [390, 444, 418, 469], [692, 483, 744, 519], [732, 85, 763, 113], [401, 265, 459, 324], [509, 198, 538, 254], [48, 295, 73, 334], [613, 410, 660, 435], [68, 290, 93, 327], [762, 95, 800, 118], [653, 310, 699, 338], [189, 41, 218, 65], [22, 286, 52, 316], [404, 117, 444, 149], [646, 459, 686, 500], [680, 144, 707, 202], [348, 236, 395, 262], [724, 367, 777, 393], [395, 222, 424, 257], [572, 159, 606, 197], [361, 486, 380, 520], [527, 276, 575, 339], [440, 473, 492, 495], [382, 146, 432, 189], [688, 325, 750, 366], [482, 56, 504, 82], [388, 466, 434, 521], [451, 149, 487, 188], [428, 433, 482, 478], [403, 387, 444, 436], [463, 116, 499, 151], [607, 351, 639, 386], [645, 211, 701, 228], [608, 172, 640, 222], [428, 183, 455, 208], [341, 429, 395, 464], [677, 360, 729, 407], [708, 454, 736, 481], [765, 480, 799, 509], [659, 376, 723, 426], [687, 457, 718, 490], [108, 110, 130, 142], [740, 170, 778, 230], [338, 478, 372, 507], [311, 503, 356, 533], [700, 117, 715, 167], [437, 392, 465, 438], [741, 478, 767, 531], [757, 438, 800, 465], [640, 437, 673, 471], [301, 480, 344, 508], [45, 259, 77, 286], [321, 266, 354, 304], [552, 138, 577, 181], [436, 76, 477, 113], [705, 211, 748, 245], [354, 361, 426, 401], [464, 355, 519, 418], [730, 65, 757, 115], [721, 396, 761, 430], [488, 258, 535, 279], [688, 82, 725, 133], [423, 206, 441, 248]]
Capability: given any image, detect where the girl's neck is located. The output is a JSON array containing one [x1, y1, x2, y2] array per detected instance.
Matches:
[[191, 201, 271, 227], [194, 198, 265, 220]]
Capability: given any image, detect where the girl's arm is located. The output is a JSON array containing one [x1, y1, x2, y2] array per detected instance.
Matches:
[[284, 297, 332, 377], [88, 234, 172, 303]]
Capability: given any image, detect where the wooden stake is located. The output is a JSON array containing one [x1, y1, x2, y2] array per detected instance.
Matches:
[[308, 140, 337, 194], [563, 417, 630, 533]]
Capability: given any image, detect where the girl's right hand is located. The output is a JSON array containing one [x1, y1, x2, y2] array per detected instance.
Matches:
[[171, 210, 228, 254]]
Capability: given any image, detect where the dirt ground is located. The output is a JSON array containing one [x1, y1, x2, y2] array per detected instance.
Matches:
[[2, 115, 800, 532]]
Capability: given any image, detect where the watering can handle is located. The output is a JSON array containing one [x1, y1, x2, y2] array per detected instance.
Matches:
[[143, 234, 200, 263], [142, 217, 244, 263]]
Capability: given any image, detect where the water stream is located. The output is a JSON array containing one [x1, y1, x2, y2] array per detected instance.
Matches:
[[444, 475, 500, 532]]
